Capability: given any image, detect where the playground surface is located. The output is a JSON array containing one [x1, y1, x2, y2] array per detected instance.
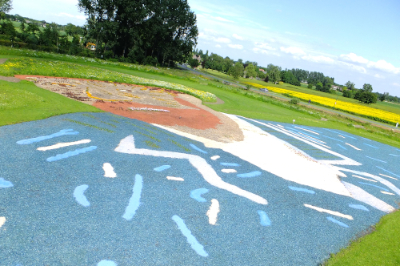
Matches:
[[1, 108, 399, 265]]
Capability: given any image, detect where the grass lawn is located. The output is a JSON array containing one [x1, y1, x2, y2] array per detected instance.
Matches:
[[0, 79, 101, 126], [325, 210, 400, 266]]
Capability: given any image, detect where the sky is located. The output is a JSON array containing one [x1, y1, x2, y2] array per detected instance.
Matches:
[[10, 0, 400, 96]]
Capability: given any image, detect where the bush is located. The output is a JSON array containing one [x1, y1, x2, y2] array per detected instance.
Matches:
[[290, 99, 298, 104]]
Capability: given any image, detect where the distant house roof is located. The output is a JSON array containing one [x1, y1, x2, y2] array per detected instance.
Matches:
[[192, 54, 201, 62]]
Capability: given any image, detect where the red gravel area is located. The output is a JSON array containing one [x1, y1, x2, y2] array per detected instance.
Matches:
[[94, 97, 222, 130]]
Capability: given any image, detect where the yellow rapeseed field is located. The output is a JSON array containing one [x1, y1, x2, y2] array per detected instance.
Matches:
[[247, 82, 400, 125]]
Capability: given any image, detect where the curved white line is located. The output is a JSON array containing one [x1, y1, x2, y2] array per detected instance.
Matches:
[[37, 139, 91, 151], [206, 199, 220, 225]]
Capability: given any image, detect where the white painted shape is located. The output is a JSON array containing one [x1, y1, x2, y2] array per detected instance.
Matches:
[[221, 169, 237, 173], [37, 139, 91, 151], [379, 173, 398, 180], [103, 163, 117, 178], [155, 115, 353, 196], [115, 135, 267, 205], [345, 143, 362, 151], [0, 217, 5, 228], [211, 155, 220, 160], [206, 199, 220, 225], [304, 204, 353, 220], [352, 175, 378, 182], [342, 181, 395, 213], [294, 126, 320, 135], [339, 135, 346, 138], [381, 191, 395, 195], [166, 176, 184, 181]]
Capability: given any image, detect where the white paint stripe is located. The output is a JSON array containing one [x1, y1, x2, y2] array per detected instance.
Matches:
[[352, 175, 378, 183], [166, 176, 184, 181], [341, 181, 395, 213], [304, 204, 353, 220], [345, 143, 362, 151], [37, 139, 91, 151], [115, 135, 268, 205], [381, 191, 395, 195], [339, 135, 346, 138], [0, 217, 5, 228], [206, 199, 220, 225], [379, 173, 398, 180], [294, 126, 319, 135], [103, 163, 117, 178], [211, 155, 220, 160], [221, 169, 237, 173]]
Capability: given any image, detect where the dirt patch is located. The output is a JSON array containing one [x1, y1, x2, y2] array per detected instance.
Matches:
[[0, 58, 7, 64], [0, 75, 20, 83], [15, 75, 243, 142]]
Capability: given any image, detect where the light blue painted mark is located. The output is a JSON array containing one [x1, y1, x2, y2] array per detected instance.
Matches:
[[153, 165, 171, 172], [389, 154, 399, 157], [366, 156, 387, 164], [337, 144, 347, 150], [122, 174, 143, 221], [172, 215, 208, 257], [220, 162, 240, 167], [237, 171, 262, 178], [97, 260, 117, 266], [324, 129, 357, 139], [189, 144, 207, 154], [294, 126, 322, 133], [46, 146, 97, 162], [349, 204, 369, 211], [16, 129, 79, 144], [0, 177, 13, 188], [73, 185, 90, 207], [324, 136, 344, 143], [288, 186, 315, 194], [364, 143, 378, 149], [327, 216, 349, 228], [376, 166, 400, 178], [190, 188, 209, 202], [257, 210, 271, 226], [358, 182, 389, 192], [288, 128, 321, 140]]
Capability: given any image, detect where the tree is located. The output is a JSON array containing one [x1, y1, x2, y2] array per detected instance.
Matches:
[[345, 81, 355, 90], [188, 57, 199, 68], [354, 84, 377, 104], [316, 82, 323, 91], [244, 63, 257, 78], [228, 62, 244, 79], [0, 0, 12, 13], [78, 0, 198, 65], [266, 64, 281, 84], [322, 77, 333, 92], [362, 83, 373, 93], [379, 92, 389, 102]]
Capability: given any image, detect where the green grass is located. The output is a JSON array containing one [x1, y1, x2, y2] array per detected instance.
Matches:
[[325, 210, 400, 266], [0, 79, 101, 126]]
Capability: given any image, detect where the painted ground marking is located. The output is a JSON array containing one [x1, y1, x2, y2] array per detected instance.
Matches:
[[190, 188, 209, 202], [0, 178, 13, 188], [327, 217, 349, 228], [352, 175, 377, 182], [206, 199, 220, 225], [73, 185, 90, 207], [358, 182, 389, 192], [389, 154, 399, 157], [365, 156, 387, 163], [37, 139, 91, 151], [221, 169, 237, 173], [210, 155, 220, 160], [349, 204, 369, 211], [166, 176, 184, 181], [220, 162, 240, 167], [237, 171, 262, 178], [172, 215, 208, 257], [103, 163, 117, 178], [47, 146, 97, 162], [257, 210, 271, 226], [17, 129, 79, 144], [154, 165, 171, 172], [345, 143, 362, 150], [97, 260, 117, 266], [381, 191, 395, 195], [337, 144, 347, 150], [189, 144, 207, 154], [122, 174, 143, 221], [364, 143, 378, 149], [325, 136, 344, 142], [294, 126, 320, 135], [289, 186, 315, 194], [376, 166, 400, 178], [338, 135, 346, 139], [304, 204, 353, 220], [379, 173, 398, 180], [0, 217, 5, 228]]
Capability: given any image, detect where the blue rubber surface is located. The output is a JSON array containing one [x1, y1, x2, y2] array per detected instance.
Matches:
[[0, 113, 399, 265]]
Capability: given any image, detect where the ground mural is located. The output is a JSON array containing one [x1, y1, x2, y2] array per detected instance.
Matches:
[[1, 110, 399, 265]]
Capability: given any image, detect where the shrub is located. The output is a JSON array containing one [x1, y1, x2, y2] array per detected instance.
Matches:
[[290, 99, 298, 104]]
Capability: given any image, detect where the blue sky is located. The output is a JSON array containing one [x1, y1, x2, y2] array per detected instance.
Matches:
[[11, 0, 400, 96]]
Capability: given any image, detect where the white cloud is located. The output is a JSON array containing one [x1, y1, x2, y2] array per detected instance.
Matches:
[[232, 33, 243, 40], [341, 62, 367, 74], [374, 74, 385, 79], [339, 53, 369, 64], [301, 55, 335, 64], [228, 44, 243, 49], [215, 37, 231, 43], [255, 42, 275, 51], [393, 83, 400, 87], [253, 47, 280, 56], [215, 44, 221, 48], [55, 12, 86, 20], [367, 60, 400, 74], [215, 16, 234, 23], [280, 46, 306, 56]]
